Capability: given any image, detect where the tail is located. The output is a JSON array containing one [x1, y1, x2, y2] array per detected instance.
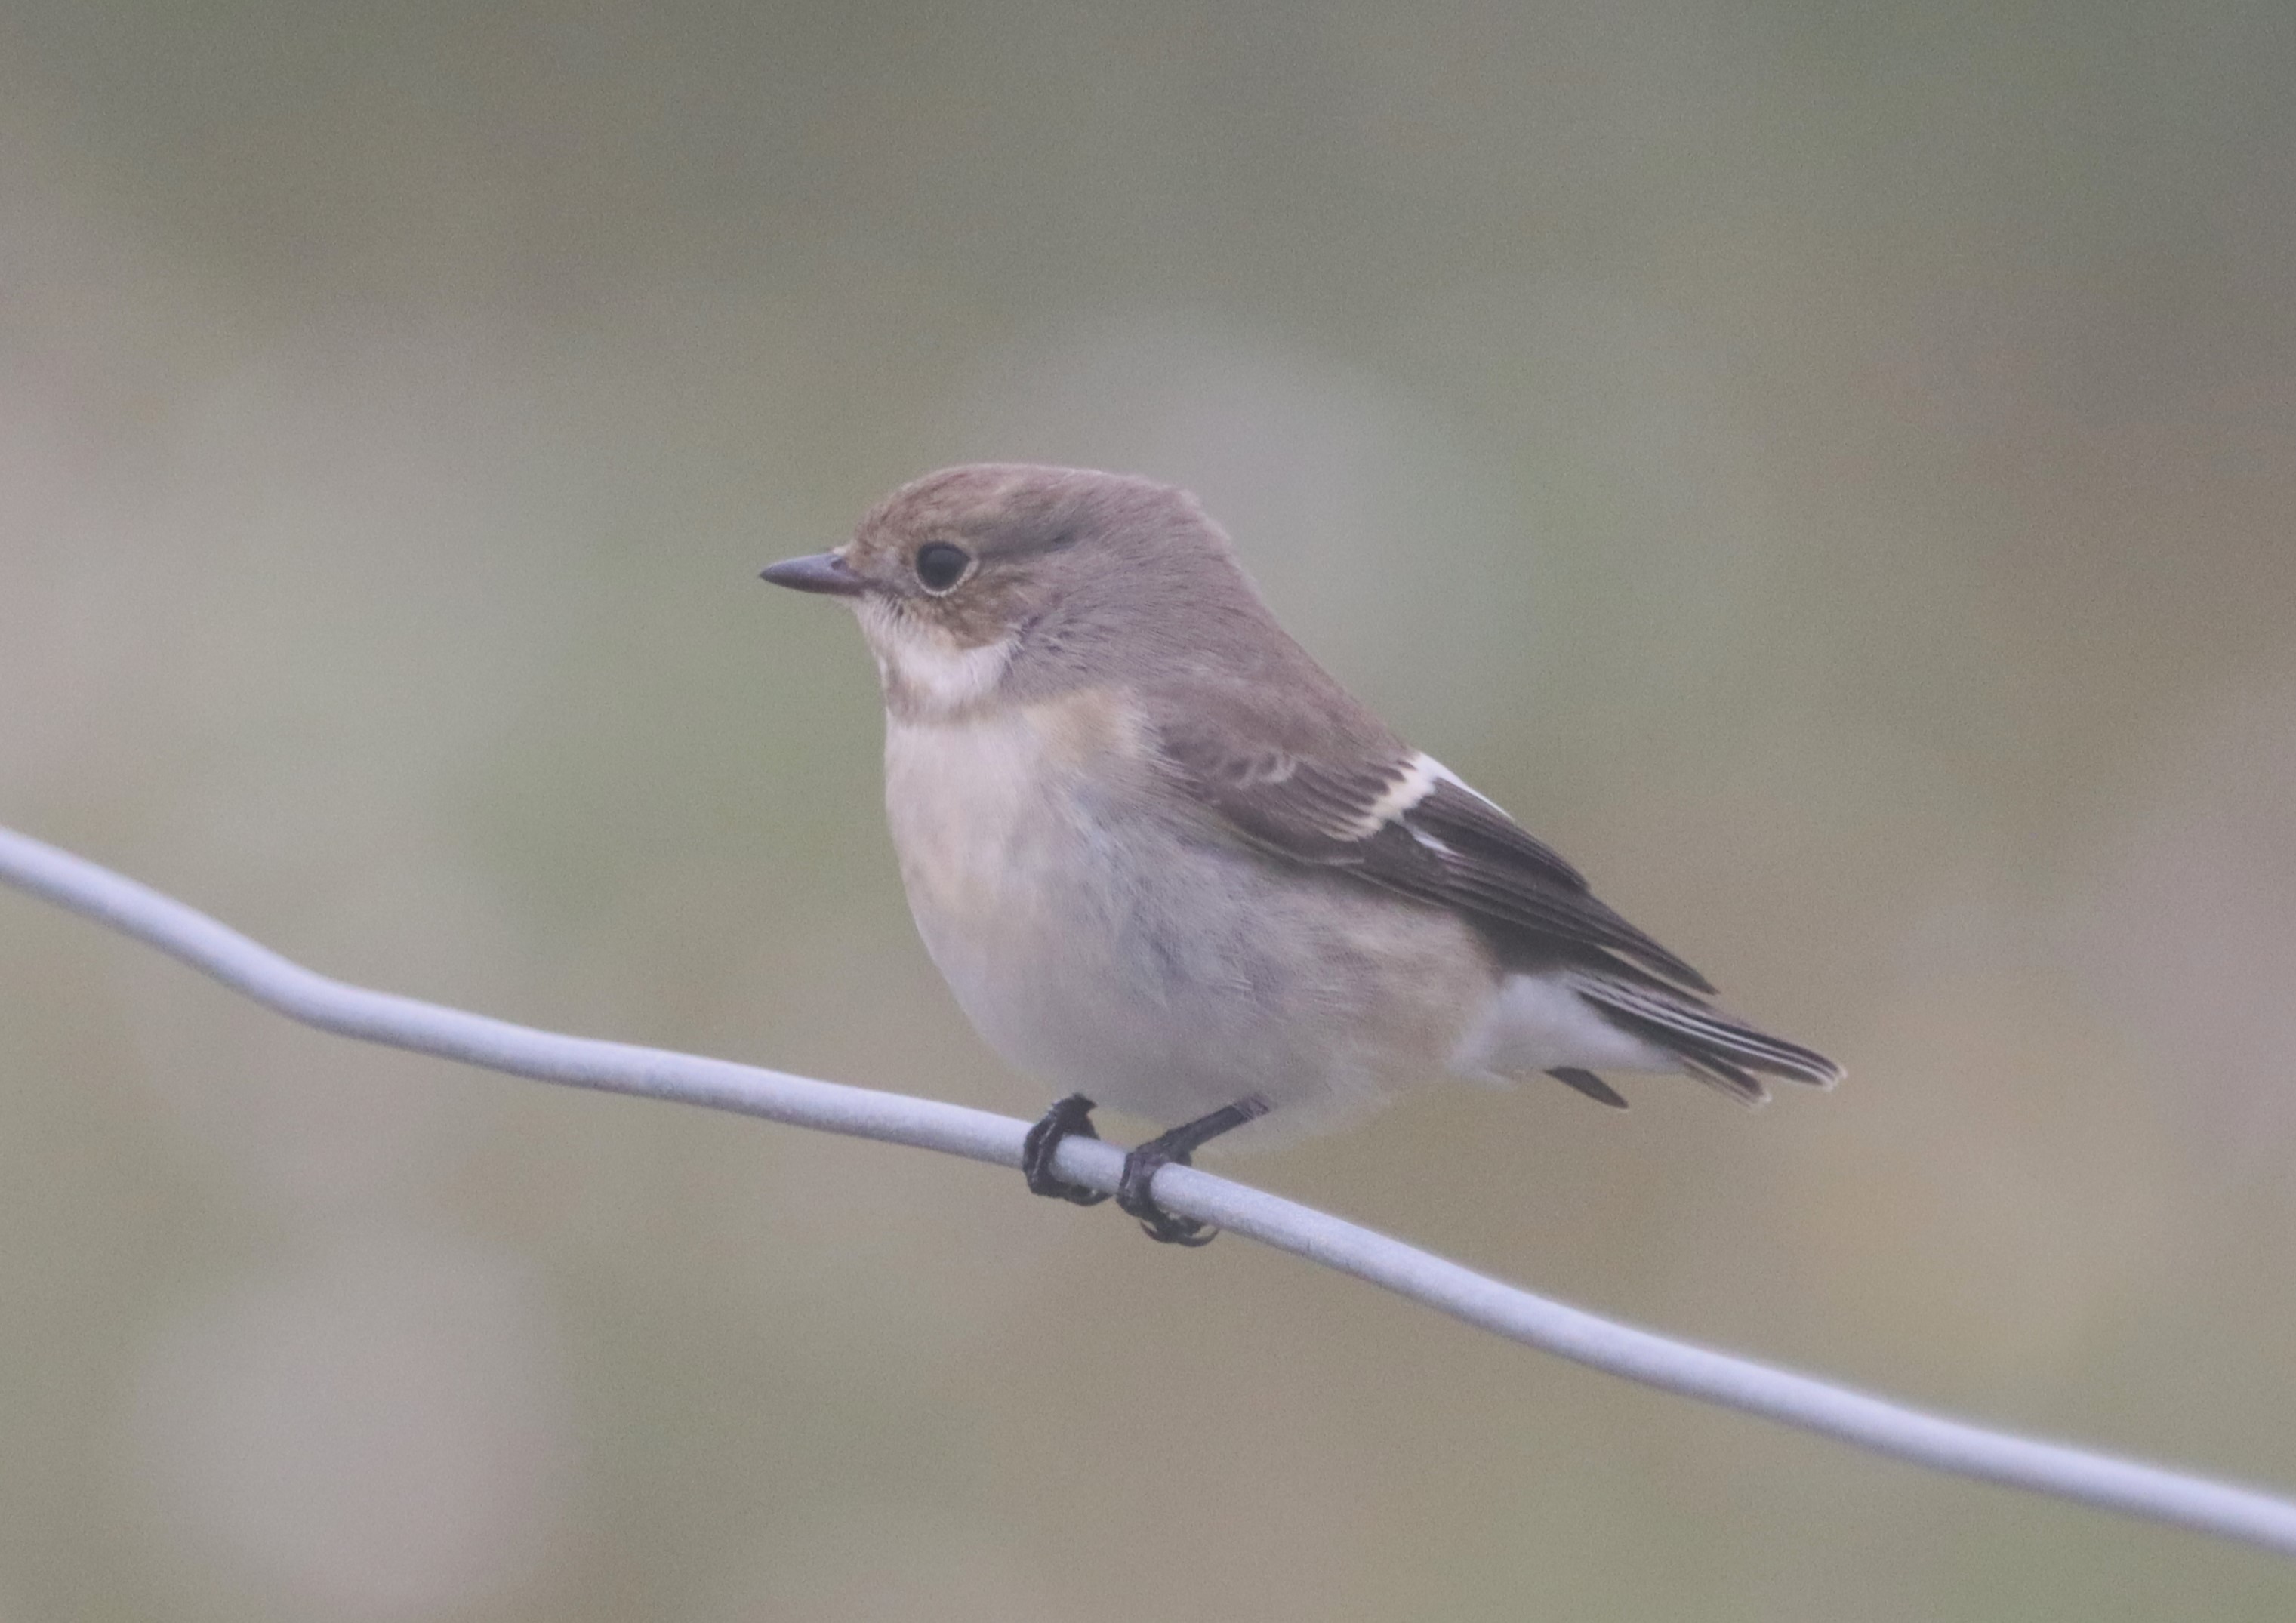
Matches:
[[1568, 975, 1843, 1106]]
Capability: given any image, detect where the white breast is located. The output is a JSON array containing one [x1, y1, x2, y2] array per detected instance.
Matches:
[[884, 704, 1068, 947], [881, 691, 1146, 1086]]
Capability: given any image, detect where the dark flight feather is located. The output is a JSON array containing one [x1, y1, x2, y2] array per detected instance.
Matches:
[[1157, 717, 1716, 993]]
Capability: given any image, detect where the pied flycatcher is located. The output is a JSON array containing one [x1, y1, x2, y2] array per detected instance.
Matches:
[[763, 464, 1839, 1243]]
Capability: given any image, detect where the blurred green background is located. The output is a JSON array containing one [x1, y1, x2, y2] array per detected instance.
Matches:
[[3, 2, 2294, 1618]]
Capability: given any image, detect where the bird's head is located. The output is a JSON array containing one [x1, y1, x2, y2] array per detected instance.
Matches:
[[762, 463, 1267, 719]]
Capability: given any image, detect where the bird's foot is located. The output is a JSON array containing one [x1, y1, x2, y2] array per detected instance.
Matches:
[[1116, 1139, 1217, 1246], [1111, 1095, 1271, 1246], [1020, 1093, 1110, 1206]]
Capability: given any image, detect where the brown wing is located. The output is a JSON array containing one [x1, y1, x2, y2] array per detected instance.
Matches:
[[1154, 708, 1715, 994]]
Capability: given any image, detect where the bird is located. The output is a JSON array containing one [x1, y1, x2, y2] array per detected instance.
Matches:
[[761, 463, 1840, 1243]]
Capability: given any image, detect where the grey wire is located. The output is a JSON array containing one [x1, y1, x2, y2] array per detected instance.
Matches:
[[4, 819, 2293, 1558]]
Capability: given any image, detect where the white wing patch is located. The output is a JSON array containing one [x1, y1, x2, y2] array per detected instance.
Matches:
[[1348, 752, 1513, 857], [1348, 751, 1446, 839]]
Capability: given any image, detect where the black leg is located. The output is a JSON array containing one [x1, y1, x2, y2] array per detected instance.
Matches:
[[1116, 1095, 1271, 1246], [1021, 1094, 1110, 1206]]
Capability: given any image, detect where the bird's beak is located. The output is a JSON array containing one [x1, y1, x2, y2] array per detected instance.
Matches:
[[759, 551, 866, 597]]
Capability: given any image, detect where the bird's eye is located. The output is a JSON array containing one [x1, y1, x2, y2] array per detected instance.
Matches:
[[914, 541, 972, 593]]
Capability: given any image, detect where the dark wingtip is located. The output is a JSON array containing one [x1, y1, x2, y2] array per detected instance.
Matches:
[[1575, 892, 1716, 994], [1618, 929, 1717, 996], [1661, 959, 1719, 996]]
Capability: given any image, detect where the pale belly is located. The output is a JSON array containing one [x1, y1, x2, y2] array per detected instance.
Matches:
[[883, 701, 1491, 1141]]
